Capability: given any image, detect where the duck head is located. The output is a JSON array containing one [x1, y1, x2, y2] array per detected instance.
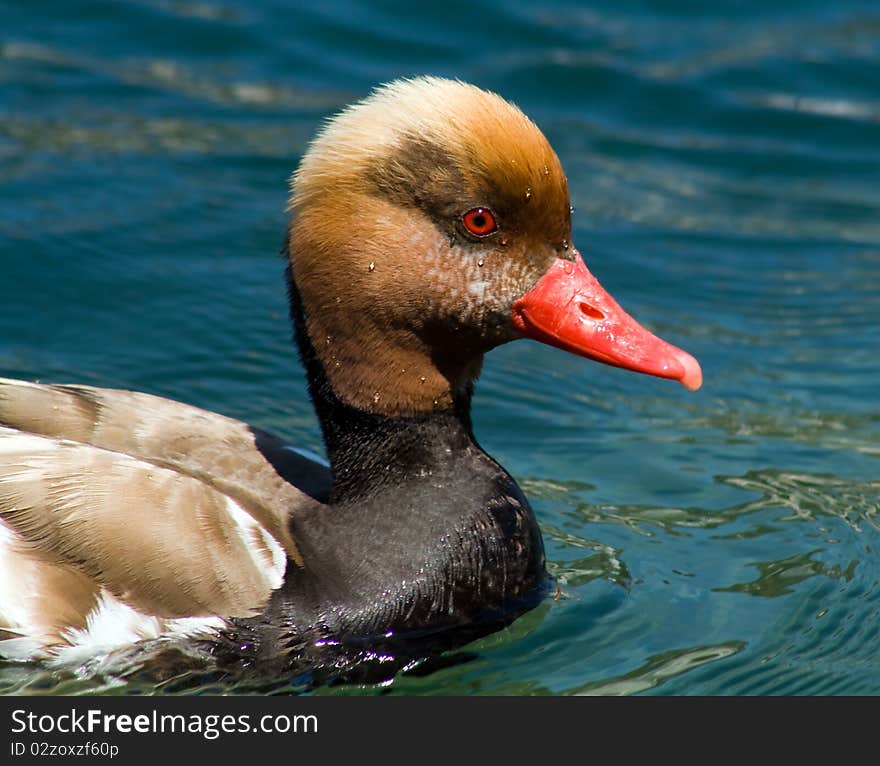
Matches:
[[287, 77, 701, 416]]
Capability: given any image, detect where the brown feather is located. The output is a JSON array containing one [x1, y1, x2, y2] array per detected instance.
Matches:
[[0, 429, 286, 622], [0, 370, 323, 655], [0, 379, 307, 565]]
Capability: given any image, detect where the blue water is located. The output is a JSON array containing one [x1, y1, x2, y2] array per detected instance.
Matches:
[[1, 0, 878, 695]]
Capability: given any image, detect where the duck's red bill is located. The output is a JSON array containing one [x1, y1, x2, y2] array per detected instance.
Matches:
[[511, 254, 702, 391]]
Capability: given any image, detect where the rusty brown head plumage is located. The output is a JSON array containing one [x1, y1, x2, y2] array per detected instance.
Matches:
[[287, 77, 574, 415]]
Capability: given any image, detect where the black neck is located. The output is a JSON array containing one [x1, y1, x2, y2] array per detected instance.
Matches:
[[285, 264, 479, 503]]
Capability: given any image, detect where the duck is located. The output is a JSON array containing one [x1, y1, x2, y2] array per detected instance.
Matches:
[[0, 77, 701, 667]]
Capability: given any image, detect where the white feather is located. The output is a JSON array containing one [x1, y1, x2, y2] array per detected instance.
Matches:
[[223, 497, 286, 590], [53, 590, 225, 667]]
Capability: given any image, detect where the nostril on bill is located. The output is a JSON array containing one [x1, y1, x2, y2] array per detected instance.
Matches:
[[577, 302, 605, 320]]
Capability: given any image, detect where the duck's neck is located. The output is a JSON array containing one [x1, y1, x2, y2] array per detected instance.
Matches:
[[286, 266, 481, 503]]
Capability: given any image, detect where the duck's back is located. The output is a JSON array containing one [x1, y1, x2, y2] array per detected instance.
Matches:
[[0, 378, 328, 661]]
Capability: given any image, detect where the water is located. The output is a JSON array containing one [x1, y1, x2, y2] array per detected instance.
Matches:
[[1, 0, 878, 695]]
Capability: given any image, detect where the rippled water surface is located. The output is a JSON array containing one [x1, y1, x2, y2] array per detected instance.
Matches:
[[1, 0, 878, 695]]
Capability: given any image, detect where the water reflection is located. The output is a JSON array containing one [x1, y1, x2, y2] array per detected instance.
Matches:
[[572, 641, 745, 696]]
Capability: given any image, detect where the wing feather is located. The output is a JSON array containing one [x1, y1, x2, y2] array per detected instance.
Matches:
[[0, 428, 287, 635], [0, 378, 331, 566]]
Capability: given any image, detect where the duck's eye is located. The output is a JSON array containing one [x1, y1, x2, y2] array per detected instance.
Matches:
[[461, 208, 497, 237]]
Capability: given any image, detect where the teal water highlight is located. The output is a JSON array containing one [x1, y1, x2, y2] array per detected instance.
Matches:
[[1, 0, 878, 694]]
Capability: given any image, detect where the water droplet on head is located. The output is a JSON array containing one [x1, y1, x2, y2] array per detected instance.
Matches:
[[524, 187, 532, 203], [477, 258, 484, 267], [562, 239, 569, 250], [543, 164, 550, 176], [373, 392, 380, 403], [500, 237, 509, 247], [368, 261, 375, 272], [419, 376, 426, 383]]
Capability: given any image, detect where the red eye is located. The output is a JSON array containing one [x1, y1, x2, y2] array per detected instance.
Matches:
[[461, 207, 497, 237]]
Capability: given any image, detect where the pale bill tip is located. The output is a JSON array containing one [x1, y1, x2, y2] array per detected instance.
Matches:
[[677, 351, 703, 392]]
